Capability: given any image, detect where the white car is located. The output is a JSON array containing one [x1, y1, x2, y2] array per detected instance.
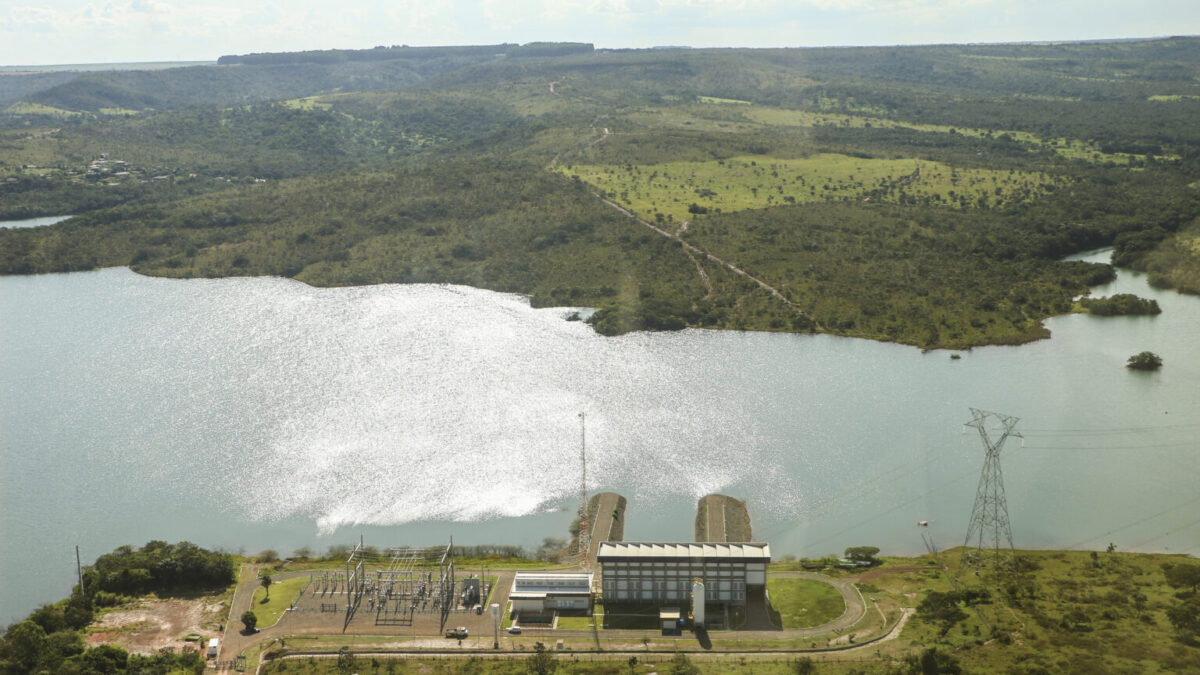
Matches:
[[507, 626, 521, 634]]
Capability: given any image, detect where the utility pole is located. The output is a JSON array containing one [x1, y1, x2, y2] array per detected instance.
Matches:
[[958, 408, 1022, 585], [75, 545, 84, 598]]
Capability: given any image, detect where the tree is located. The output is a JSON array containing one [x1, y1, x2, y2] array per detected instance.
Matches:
[[261, 574, 272, 600], [336, 646, 357, 674], [1163, 562, 1200, 595], [903, 647, 962, 674], [241, 610, 257, 633], [1126, 351, 1162, 370], [527, 641, 557, 675], [81, 644, 130, 674], [669, 651, 699, 675], [792, 656, 818, 674], [917, 591, 968, 636], [3, 620, 48, 672], [1166, 596, 1200, 643], [844, 546, 881, 564]]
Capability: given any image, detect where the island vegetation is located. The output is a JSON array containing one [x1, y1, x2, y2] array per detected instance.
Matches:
[[3, 39, 1200, 347], [1126, 351, 1164, 370], [1078, 293, 1162, 316]]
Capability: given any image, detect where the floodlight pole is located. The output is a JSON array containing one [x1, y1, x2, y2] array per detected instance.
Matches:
[[577, 412, 591, 566]]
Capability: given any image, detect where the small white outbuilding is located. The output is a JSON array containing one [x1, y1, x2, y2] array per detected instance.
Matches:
[[509, 572, 594, 614]]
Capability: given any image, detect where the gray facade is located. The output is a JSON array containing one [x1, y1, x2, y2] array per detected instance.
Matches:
[[597, 542, 770, 606]]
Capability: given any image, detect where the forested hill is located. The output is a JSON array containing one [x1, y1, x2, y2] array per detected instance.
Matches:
[[5, 42, 597, 114], [3, 37, 1200, 348]]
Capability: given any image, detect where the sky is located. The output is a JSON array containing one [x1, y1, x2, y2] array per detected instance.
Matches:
[[0, 0, 1198, 66]]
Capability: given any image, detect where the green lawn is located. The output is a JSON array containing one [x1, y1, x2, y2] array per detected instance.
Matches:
[[250, 576, 309, 628], [766, 578, 846, 629], [555, 613, 600, 630]]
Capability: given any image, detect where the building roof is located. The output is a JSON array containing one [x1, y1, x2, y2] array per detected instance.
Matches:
[[597, 542, 771, 562], [510, 572, 594, 599]]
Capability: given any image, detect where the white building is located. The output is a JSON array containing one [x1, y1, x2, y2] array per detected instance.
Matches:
[[597, 542, 770, 607], [509, 572, 594, 614]]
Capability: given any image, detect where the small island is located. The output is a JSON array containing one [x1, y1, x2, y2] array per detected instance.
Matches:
[[1079, 293, 1162, 316], [1126, 351, 1163, 370]]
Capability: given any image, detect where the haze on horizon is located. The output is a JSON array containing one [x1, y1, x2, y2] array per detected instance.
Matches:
[[1, 0, 1197, 67]]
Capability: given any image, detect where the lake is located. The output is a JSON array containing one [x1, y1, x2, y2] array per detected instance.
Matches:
[[0, 215, 73, 229], [2, 250, 1198, 623]]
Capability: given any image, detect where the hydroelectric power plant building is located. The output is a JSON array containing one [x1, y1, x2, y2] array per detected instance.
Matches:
[[596, 542, 771, 609]]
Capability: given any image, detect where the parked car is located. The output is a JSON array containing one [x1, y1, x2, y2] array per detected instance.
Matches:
[[445, 626, 468, 639], [507, 626, 521, 634]]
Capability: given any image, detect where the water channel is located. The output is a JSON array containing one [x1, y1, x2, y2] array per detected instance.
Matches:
[[2, 244, 1198, 623]]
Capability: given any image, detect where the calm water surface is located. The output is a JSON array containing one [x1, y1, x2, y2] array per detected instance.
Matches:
[[0, 215, 72, 229], [2, 250, 1198, 622]]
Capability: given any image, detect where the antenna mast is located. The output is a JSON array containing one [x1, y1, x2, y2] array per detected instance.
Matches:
[[958, 408, 1022, 584]]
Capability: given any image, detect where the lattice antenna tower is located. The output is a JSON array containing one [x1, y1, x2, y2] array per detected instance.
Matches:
[[577, 411, 591, 564], [958, 408, 1022, 583]]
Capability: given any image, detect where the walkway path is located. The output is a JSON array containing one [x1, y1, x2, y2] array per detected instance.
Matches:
[[698, 495, 726, 542], [597, 196, 816, 328], [587, 492, 623, 562]]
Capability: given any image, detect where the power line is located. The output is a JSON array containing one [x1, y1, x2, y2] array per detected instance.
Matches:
[[1062, 493, 1200, 551], [780, 467, 979, 551], [753, 443, 963, 545], [1124, 516, 1200, 553], [1020, 442, 1197, 450]]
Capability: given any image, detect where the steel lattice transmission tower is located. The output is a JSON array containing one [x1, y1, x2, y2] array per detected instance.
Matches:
[[958, 408, 1022, 582], [576, 412, 591, 566]]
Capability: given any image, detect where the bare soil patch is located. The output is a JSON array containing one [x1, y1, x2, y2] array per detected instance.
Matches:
[[86, 597, 225, 654]]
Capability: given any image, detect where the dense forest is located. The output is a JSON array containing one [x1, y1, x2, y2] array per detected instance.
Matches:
[[0, 542, 232, 674], [3, 38, 1200, 347]]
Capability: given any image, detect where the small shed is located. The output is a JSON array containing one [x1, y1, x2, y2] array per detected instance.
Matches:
[[659, 607, 682, 635]]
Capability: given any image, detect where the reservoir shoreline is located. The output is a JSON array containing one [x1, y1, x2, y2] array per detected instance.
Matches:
[[3, 249, 1198, 625]]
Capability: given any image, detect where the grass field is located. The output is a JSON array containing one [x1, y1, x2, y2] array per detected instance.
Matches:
[[561, 153, 1062, 223], [250, 576, 309, 628], [765, 578, 846, 629], [743, 105, 1154, 165]]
